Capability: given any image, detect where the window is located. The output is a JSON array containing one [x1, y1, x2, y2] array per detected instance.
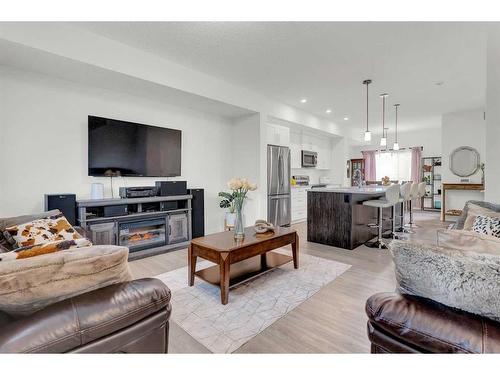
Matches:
[[375, 150, 412, 182]]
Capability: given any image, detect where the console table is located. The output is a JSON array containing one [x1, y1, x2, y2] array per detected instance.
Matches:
[[77, 195, 192, 259], [440, 183, 484, 221]]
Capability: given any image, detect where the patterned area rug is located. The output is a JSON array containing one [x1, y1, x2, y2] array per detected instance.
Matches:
[[155, 251, 351, 353]]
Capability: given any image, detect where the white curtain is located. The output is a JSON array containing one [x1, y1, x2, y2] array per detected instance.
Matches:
[[375, 150, 412, 182]]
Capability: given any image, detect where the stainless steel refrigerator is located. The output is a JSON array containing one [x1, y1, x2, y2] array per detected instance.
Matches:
[[267, 144, 291, 227]]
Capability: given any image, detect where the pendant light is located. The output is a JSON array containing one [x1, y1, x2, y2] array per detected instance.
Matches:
[[363, 79, 372, 142], [393, 104, 400, 151], [380, 93, 388, 147]]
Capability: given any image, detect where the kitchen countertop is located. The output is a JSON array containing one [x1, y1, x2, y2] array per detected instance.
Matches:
[[308, 186, 387, 195]]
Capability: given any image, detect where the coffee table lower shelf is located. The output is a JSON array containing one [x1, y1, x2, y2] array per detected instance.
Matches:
[[195, 251, 292, 288]]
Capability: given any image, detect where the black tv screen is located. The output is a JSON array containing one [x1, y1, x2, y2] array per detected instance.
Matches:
[[88, 116, 181, 177]]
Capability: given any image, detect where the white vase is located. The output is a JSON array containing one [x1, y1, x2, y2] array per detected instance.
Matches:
[[90, 183, 104, 199], [225, 212, 236, 226]]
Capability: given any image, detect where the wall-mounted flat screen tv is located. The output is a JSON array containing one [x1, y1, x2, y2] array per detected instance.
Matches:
[[88, 116, 182, 177]]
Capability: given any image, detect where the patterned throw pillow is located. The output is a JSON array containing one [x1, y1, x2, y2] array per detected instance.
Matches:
[[3, 213, 82, 249], [472, 215, 500, 238], [0, 238, 93, 261]]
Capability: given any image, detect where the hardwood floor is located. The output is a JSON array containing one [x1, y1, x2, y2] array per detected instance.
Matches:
[[128, 210, 449, 353]]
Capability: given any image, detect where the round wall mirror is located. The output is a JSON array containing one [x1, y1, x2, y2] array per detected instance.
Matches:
[[449, 146, 480, 177]]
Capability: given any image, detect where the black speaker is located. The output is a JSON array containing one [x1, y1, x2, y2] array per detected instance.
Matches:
[[188, 188, 205, 239], [155, 181, 187, 197], [44, 194, 77, 225]]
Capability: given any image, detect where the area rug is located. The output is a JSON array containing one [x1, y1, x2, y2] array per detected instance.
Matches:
[[155, 251, 351, 353]]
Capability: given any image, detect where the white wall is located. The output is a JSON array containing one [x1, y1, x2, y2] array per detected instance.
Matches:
[[0, 66, 241, 234], [486, 26, 500, 204], [231, 113, 263, 225], [0, 23, 354, 140], [441, 108, 486, 211]]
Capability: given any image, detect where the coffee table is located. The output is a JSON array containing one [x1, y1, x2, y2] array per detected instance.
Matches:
[[188, 226, 299, 304]]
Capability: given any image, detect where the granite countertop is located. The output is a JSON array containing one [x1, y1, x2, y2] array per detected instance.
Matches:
[[308, 186, 387, 195]]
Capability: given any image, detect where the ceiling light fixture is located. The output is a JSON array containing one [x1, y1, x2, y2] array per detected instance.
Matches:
[[326, 109, 332, 114], [393, 104, 400, 151], [300, 98, 307, 103], [363, 79, 372, 142], [380, 93, 388, 147], [343, 117, 349, 121]]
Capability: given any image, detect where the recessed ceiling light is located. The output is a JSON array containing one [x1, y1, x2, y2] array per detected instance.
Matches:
[[300, 98, 307, 103], [343, 117, 349, 121], [326, 109, 332, 114]]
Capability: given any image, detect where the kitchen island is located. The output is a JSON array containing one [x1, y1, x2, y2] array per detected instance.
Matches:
[[307, 187, 395, 250]]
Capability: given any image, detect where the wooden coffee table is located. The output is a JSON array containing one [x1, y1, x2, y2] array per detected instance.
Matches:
[[188, 226, 299, 304]]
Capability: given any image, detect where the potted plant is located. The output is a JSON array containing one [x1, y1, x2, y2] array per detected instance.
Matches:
[[219, 178, 257, 239], [218, 191, 237, 227]]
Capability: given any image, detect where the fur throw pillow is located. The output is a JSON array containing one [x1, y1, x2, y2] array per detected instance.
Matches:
[[390, 240, 500, 322], [0, 245, 131, 317]]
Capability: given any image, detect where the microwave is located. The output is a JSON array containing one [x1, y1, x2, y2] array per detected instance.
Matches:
[[301, 150, 318, 168]]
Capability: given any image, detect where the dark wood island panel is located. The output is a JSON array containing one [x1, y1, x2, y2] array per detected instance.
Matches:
[[307, 189, 395, 250]]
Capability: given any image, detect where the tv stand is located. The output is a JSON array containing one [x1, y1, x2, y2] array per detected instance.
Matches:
[[77, 195, 192, 260]]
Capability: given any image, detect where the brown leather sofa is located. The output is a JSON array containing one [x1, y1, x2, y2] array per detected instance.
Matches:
[[366, 292, 500, 353], [0, 278, 171, 353]]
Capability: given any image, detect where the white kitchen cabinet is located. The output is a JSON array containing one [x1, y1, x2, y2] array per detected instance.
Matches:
[[290, 143, 302, 169], [291, 187, 308, 222], [266, 124, 290, 147], [317, 143, 332, 170], [301, 133, 318, 152]]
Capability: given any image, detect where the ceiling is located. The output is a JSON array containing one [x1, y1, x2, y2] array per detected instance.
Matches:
[[0, 40, 255, 119], [72, 22, 487, 133]]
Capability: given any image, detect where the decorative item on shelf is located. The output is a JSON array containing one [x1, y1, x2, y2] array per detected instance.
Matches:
[[381, 176, 391, 186], [434, 158, 442, 166], [90, 183, 104, 200], [254, 220, 275, 234], [423, 164, 432, 172], [446, 209, 463, 217], [221, 178, 257, 240], [363, 79, 372, 142], [393, 104, 400, 150], [379, 93, 388, 147], [423, 175, 431, 185]]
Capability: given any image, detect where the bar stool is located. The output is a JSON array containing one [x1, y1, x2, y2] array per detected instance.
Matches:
[[409, 181, 426, 229], [407, 182, 419, 227], [395, 181, 412, 234], [363, 184, 401, 249]]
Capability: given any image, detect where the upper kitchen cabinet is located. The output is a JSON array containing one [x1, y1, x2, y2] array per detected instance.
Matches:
[[289, 128, 333, 170], [301, 133, 319, 152], [266, 124, 290, 147], [290, 130, 302, 169], [316, 138, 332, 170]]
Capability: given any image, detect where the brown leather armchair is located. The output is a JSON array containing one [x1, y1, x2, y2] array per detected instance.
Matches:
[[366, 292, 500, 353], [0, 278, 171, 353]]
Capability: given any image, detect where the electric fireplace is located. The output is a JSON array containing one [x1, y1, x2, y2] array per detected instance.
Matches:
[[118, 218, 167, 252]]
